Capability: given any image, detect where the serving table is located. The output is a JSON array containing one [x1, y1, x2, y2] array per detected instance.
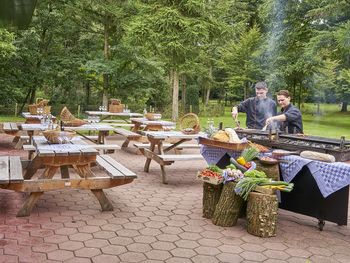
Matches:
[[200, 144, 350, 229]]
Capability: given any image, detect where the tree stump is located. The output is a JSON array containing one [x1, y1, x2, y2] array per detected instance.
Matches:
[[255, 161, 280, 181], [202, 182, 223, 219], [212, 181, 244, 226], [247, 192, 278, 237]]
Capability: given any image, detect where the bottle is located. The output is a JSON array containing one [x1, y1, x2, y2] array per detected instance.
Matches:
[[60, 120, 64, 131]]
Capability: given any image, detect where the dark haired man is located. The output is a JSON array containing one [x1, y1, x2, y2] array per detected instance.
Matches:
[[231, 81, 277, 129], [265, 90, 303, 134]]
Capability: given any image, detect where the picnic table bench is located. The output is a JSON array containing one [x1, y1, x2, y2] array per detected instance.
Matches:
[[3, 122, 20, 135], [114, 128, 143, 148], [0, 136, 136, 217]]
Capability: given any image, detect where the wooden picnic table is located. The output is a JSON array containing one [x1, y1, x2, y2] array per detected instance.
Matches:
[[22, 112, 56, 124], [141, 131, 205, 184], [63, 123, 115, 144], [118, 118, 176, 148], [85, 111, 143, 122], [2, 136, 136, 217]]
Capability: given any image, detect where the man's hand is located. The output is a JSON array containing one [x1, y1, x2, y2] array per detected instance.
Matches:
[[265, 117, 273, 126], [231, 106, 238, 119]]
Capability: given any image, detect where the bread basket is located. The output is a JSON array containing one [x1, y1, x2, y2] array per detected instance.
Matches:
[[145, 113, 162, 121], [42, 130, 76, 144], [180, 113, 200, 134]]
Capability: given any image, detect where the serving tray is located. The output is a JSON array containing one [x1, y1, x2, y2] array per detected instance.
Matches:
[[198, 137, 248, 151]]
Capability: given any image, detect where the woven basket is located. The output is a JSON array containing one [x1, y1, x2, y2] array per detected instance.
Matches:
[[145, 113, 161, 121], [28, 104, 38, 114], [109, 104, 124, 113], [42, 130, 76, 144], [110, 98, 121, 105], [37, 99, 49, 107], [180, 113, 200, 134], [60, 106, 87, 126]]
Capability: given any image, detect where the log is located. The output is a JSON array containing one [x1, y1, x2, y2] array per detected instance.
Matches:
[[202, 182, 223, 219], [255, 161, 280, 181], [212, 181, 244, 226], [246, 192, 278, 237]]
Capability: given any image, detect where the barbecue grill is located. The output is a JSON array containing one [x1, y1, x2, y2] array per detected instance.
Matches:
[[235, 128, 350, 161]]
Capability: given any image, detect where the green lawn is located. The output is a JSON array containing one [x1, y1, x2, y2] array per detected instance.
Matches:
[[198, 103, 350, 139], [1, 103, 349, 138]]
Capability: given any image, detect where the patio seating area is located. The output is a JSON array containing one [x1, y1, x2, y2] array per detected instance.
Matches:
[[0, 133, 349, 263]]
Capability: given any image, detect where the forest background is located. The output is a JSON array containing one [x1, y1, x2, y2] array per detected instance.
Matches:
[[0, 0, 349, 137]]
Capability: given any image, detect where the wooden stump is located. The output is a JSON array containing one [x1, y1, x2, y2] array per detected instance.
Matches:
[[212, 181, 244, 226], [202, 182, 223, 219], [255, 161, 280, 181], [247, 192, 278, 237]]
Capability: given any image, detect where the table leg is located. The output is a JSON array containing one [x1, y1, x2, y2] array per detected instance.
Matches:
[[24, 156, 42, 179], [39, 166, 59, 179], [60, 166, 70, 179], [121, 138, 130, 148], [17, 192, 44, 217], [144, 140, 156, 172], [91, 189, 113, 211], [157, 141, 168, 184], [73, 164, 95, 178]]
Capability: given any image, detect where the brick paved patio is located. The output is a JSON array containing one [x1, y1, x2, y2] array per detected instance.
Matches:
[[0, 134, 349, 263]]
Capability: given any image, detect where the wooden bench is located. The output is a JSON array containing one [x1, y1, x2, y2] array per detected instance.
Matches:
[[134, 142, 200, 154], [0, 155, 137, 217], [114, 128, 143, 148], [3, 122, 20, 136]]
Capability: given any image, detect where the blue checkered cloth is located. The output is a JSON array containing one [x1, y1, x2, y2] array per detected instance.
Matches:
[[201, 146, 350, 198]]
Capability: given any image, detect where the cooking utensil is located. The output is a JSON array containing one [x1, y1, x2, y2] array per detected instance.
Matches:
[[234, 116, 241, 129], [261, 124, 268, 131]]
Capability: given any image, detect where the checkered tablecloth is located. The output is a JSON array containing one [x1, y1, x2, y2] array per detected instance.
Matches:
[[200, 145, 350, 198]]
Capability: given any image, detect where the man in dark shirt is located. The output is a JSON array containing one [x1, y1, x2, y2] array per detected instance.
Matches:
[[231, 81, 277, 129], [265, 90, 303, 134]]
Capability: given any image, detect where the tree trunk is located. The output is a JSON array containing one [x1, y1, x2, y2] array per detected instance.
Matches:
[[85, 81, 91, 106], [212, 181, 244, 226], [292, 81, 296, 104], [205, 66, 212, 106], [247, 192, 278, 237], [181, 74, 186, 112], [202, 182, 223, 219], [255, 161, 280, 181], [298, 82, 302, 109], [341, 101, 348, 112], [171, 68, 179, 121], [102, 14, 110, 107]]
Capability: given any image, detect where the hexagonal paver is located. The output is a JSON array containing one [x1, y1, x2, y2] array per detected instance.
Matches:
[[198, 238, 222, 247], [32, 243, 58, 253], [92, 254, 121, 263], [216, 253, 243, 263], [161, 226, 184, 235], [75, 247, 101, 258], [156, 234, 180, 242], [195, 246, 220, 256], [285, 248, 312, 258], [170, 248, 197, 258], [85, 239, 109, 248], [59, 240, 84, 251], [240, 251, 268, 262], [119, 251, 147, 262], [93, 230, 116, 239], [109, 236, 134, 246], [78, 226, 101, 233], [101, 245, 127, 255], [240, 243, 266, 252], [47, 250, 74, 261], [115, 229, 140, 238], [175, 240, 200, 249], [70, 233, 93, 241], [263, 250, 290, 260], [145, 250, 172, 261], [192, 255, 219, 263], [127, 243, 152, 253], [133, 235, 158, 244], [151, 241, 176, 251]]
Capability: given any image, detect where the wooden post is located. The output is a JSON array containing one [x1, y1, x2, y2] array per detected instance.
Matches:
[[247, 192, 278, 237], [255, 161, 280, 181], [15, 103, 18, 116], [202, 182, 223, 219], [77, 105, 81, 118], [212, 181, 244, 226]]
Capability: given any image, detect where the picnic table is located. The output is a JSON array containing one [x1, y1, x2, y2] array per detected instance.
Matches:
[[0, 136, 136, 217], [85, 111, 143, 122], [63, 123, 115, 144], [22, 112, 56, 124], [141, 131, 205, 184]]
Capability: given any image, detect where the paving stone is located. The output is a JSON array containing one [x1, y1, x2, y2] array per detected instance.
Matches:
[[101, 245, 127, 255], [216, 253, 244, 262], [32, 243, 58, 253], [285, 248, 312, 258], [263, 242, 288, 251], [156, 234, 180, 242], [166, 258, 192, 263], [151, 241, 177, 251], [175, 239, 200, 249], [309, 255, 339, 263], [198, 238, 222, 247], [178, 232, 202, 240], [65, 257, 92, 263], [195, 246, 220, 256], [218, 244, 243, 254], [78, 225, 101, 233], [47, 249, 74, 261], [59, 240, 84, 251], [307, 246, 334, 256], [161, 226, 184, 235], [192, 255, 219, 263], [145, 249, 172, 260], [92, 254, 121, 263], [85, 239, 109, 248], [93, 230, 116, 239], [240, 251, 268, 261], [109, 236, 134, 246], [70, 232, 93, 241], [119, 251, 147, 262], [240, 243, 266, 252], [127, 243, 152, 253], [263, 250, 290, 260], [333, 253, 350, 263], [133, 235, 158, 244], [170, 247, 197, 258], [75, 247, 101, 257]]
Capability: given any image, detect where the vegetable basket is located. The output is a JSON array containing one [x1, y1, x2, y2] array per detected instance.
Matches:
[[180, 113, 200, 134], [197, 171, 223, 185]]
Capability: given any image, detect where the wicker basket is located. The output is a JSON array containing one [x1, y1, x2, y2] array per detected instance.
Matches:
[[180, 113, 200, 134], [110, 98, 121, 105], [145, 113, 162, 121], [60, 106, 87, 126], [28, 105, 51, 115], [109, 104, 124, 113], [37, 99, 49, 107], [42, 130, 76, 144]]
